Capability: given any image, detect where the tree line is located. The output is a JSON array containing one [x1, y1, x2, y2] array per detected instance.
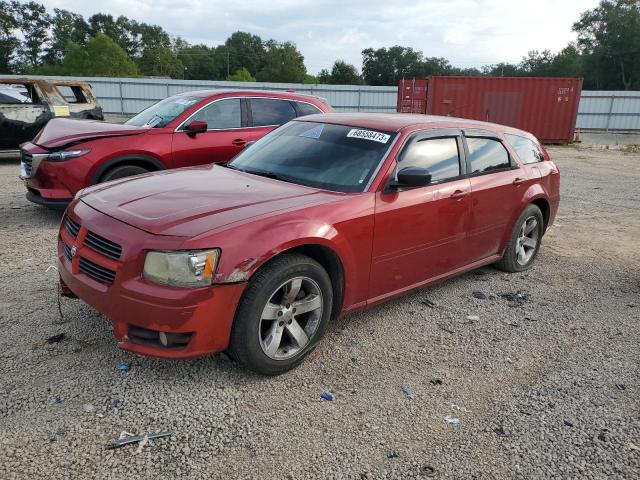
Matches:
[[0, 0, 638, 89]]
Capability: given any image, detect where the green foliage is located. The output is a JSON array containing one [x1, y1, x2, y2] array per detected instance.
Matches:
[[573, 0, 640, 89], [138, 47, 184, 78], [0, 1, 20, 72], [256, 41, 307, 83], [177, 44, 220, 80], [37, 32, 138, 77], [11, 0, 50, 68], [324, 60, 363, 85], [302, 74, 318, 84], [225, 31, 264, 76], [227, 67, 256, 82], [44, 8, 89, 64]]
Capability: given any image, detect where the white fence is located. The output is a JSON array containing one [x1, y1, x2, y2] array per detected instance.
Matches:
[[2, 75, 640, 131]]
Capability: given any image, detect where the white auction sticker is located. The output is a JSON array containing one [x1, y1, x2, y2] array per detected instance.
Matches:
[[346, 129, 390, 144]]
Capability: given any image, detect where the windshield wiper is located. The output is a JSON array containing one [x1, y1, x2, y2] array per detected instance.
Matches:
[[233, 167, 298, 184]]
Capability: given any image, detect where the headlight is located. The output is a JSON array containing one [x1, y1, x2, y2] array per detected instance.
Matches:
[[143, 249, 220, 288], [48, 148, 91, 161]]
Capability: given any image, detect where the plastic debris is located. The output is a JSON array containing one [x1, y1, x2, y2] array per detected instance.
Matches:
[[105, 431, 172, 450], [564, 420, 574, 427], [115, 363, 130, 372], [616, 384, 626, 391], [45, 265, 58, 273], [466, 315, 480, 322], [47, 333, 65, 344], [421, 299, 436, 308], [445, 416, 461, 425], [430, 379, 443, 386], [320, 392, 334, 401], [472, 291, 487, 300], [451, 403, 472, 413], [494, 425, 507, 436]]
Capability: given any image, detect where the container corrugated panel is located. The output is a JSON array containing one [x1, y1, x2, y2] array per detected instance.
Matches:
[[397, 78, 428, 113], [423, 76, 583, 143]]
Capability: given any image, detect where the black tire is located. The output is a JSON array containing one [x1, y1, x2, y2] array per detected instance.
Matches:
[[228, 253, 333, 375], [495, 204, 544, 273], [100, 164, 149, 182]]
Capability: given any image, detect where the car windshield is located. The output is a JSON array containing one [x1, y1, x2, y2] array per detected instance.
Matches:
[[125, 95, 201, 128], [229, 121, 396, 193]]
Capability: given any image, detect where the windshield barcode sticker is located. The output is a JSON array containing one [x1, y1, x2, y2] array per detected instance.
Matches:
[[346, 129, 390, 144]]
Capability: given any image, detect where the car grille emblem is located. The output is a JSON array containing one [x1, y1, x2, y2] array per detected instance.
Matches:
[[70, 246, 77, 257]]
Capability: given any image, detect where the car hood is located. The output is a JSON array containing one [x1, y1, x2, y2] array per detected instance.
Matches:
[[80, 165, 344, 237], [33, 118, 149, 149]]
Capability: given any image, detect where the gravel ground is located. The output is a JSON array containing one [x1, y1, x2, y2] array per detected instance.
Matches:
[[0, 146, 638, 479]]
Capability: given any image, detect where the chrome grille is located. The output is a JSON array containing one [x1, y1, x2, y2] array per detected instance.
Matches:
[[62, 242, 72, 261], [79, 257, 116, 284], [84, 231, 122, 260], [21, 150, 33, 176], [63, 216, 80, 238]]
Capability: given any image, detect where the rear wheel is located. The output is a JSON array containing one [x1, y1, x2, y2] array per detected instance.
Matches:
[[228, 253, 333, 375], [100, 164, 149, 182], [495, 204, 544, 272]]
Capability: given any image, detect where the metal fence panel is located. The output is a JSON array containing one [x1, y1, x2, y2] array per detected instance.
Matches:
[[1, 75, 640, 131]]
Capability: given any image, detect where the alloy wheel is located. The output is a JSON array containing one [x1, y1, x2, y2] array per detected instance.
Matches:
[[258, 276, 323, 360], [515, 216, 539, 266]]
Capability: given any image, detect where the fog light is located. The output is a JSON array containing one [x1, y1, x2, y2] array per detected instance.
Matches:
[[159, 332, 168, 347]]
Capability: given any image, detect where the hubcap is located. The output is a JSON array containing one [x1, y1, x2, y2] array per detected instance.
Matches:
[[516, 216, 539, 266], [259, 276, 323, 360]]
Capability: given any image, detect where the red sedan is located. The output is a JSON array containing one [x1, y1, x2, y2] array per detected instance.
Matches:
[[20, 89, 332, 208], [58, 113, 560, 375]]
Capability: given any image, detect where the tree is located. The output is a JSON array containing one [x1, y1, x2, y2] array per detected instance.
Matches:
[[41, 32, 138, 77], [88, 13, 138, 57], [138, 47, 184, 78], [573, 0, 640, 90], [549, 44, 584, 77], [256, 40, 306, 83], [177, 43, 219, 80], [44, 8, 89, 64], [0, 1, 19, 72], [481, 62, 522, 76], [362, 46, 426, 85], [519, 50, 555, 76], [329, 60, 363, 84], [225, 31, 265, 77], [227, 67, 255, 82], [11, 0, 50, 68]]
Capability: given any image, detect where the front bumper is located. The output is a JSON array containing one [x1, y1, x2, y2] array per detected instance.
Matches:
[[58, 201, 246, 359]]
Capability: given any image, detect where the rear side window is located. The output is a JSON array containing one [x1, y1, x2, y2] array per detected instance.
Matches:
[[191, 98, 241, 129], [55, 85, 88, 103], [251, 98, 297, 126], [505, 134, 544, 164], [466, 137, 510, 174], [399, 137, 460, 182], [295, 101, 322, 117]]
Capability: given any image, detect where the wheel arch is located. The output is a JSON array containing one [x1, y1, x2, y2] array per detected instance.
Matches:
[[91, 154, 166, 184], [530, 197, 550, 232]]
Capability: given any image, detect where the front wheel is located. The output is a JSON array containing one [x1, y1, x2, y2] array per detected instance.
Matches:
[[100, 164, 149, 183], [228, 253, 333, 375], [495, 204, 544, 272]]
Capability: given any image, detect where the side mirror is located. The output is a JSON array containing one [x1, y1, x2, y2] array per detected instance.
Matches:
[[185, 120, 208, 136], [386, 167, 432, 192], [243, 141, 255, 149]]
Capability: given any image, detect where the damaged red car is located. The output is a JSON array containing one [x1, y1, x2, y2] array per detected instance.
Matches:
[[58, 113, 560, 375], [20, 89, 331, 208]]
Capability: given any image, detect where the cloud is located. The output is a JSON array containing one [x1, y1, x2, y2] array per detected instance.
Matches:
[[39, 0, 599, 73]]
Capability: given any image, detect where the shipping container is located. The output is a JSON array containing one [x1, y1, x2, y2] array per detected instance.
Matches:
[[397, 76, 583, 143]]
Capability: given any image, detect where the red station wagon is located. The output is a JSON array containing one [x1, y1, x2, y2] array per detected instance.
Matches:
[[19, 89, 332, 208], [58, 113, 560, 375]]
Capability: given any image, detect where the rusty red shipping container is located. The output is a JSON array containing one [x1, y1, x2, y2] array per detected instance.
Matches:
[[397, 76, 583, 143]]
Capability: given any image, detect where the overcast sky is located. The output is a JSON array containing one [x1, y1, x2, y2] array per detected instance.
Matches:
[[38, 0, 600, 74]]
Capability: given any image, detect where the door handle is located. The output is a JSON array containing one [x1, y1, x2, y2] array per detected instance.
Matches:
[[513, 177, 526, 186], [232, 138, 246, 146], [450, 190, 469, 200]]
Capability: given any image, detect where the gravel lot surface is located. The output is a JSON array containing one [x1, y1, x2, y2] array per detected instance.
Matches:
[[0, 146, 638, 479]]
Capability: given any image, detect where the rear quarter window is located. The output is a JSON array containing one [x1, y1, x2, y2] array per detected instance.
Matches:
[[251, 98, 297, 126], [295, 101, 323, 117], [505, 134, 544, 164], [467, 137, 511, 174]]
